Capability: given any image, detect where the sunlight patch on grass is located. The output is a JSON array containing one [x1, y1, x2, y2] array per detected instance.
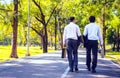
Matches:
[[106, 51, 120, 64], [106, 45, 112, 50], [0, 46, 56, 62]]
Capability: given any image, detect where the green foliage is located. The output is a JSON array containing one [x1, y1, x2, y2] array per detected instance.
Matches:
[[106, 27, 115, 44], [106, 13, 120, 45], [0, 0, 120, 53]]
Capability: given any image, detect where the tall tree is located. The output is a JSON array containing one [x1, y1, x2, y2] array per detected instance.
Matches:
[[53, 7, 62, 50], [10, 0, 18, 58], [101, 0, 115, 54], [54, 10, 57, 50], [31, 0, 57, 53]]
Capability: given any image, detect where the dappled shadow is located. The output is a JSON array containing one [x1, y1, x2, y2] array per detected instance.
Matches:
[[0, 53, 68, 78], [0, 63, 66, 78], [66, 51, 120, 78], [0, 51, 120, 78]]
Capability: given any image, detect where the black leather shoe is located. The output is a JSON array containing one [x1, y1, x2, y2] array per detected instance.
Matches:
[[75, 68, 79, 71], [87, 68, 91, 71], [69, 68, 74, 72], [75, 68, 79, 73], [91, 70, 96, 73]]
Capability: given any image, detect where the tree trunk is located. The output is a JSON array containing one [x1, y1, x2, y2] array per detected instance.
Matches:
[[117, 27, 119, 51], [59, 21, 63, 49], [42, 25, 48, 53], [40, 37, 43, 49], [54, 16, 57, 50], [113, 42, 115, 51], [50, 34, 53, 48], [42, 35, 47, 53], [10, 0, 18, 58], [102, 7, 106, 55]]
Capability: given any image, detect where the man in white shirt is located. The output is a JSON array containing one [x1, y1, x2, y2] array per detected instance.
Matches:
[[63, 17, 81, 72], [83, 16, 103, 73]]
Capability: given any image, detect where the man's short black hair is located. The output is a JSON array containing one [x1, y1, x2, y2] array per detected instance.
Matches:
[[69, 17, 75, 22], [89, 16, 95, 22]]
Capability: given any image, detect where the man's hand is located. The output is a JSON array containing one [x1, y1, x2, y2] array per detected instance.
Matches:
[[63, 44, 66, 48], [80, 43, 84, 47], [100, 44, 103, 48]]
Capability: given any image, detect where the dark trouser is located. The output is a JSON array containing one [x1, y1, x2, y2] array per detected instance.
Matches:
[[86, 40, 98, 70], [66, 39, 78, 69]]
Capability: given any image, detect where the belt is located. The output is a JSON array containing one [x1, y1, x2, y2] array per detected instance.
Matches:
[[67, 38, 77, 40], [88, 40, 98, 41]]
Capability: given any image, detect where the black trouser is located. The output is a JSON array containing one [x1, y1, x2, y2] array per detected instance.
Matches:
[[86, 40, 98, 70], [66, 39, 78, 69]]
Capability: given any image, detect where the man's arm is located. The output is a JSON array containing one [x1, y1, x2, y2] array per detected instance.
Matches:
[[83, 26, 87, 36], [98, 27, 103, 46], [77, 26, 84, 43], [76, 25, 81, 36]]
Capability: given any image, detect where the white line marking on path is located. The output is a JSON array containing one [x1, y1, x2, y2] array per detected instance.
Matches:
[[101, 58, 120, 68], [108, 59, 120, 68], [111, 61, 120, 68], [61, 67, 69, 78]]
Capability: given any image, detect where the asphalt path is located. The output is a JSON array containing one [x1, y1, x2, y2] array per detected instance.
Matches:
[[0, 48, 120, 78]]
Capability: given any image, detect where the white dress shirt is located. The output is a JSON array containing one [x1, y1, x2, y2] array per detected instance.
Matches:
[[83, 23, 103, 45], [63, 22, 81, 45]]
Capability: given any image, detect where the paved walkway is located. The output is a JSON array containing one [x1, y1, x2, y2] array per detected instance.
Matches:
[[0, 48, 120, 78]]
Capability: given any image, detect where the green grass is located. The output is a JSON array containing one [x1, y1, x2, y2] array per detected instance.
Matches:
[[106, 45, 112, 50], [106, 51, 120, 64], [0, 46, 56, 62]]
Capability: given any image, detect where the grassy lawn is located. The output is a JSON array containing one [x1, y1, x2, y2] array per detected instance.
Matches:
[[0, 46, 56, 62], [106, 51, 120, 64]]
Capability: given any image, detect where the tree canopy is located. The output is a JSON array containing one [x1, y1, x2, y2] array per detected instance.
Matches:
[[0, 0, 120, 57]]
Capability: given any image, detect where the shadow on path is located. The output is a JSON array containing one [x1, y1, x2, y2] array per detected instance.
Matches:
[[0, 49, 120, 78]]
